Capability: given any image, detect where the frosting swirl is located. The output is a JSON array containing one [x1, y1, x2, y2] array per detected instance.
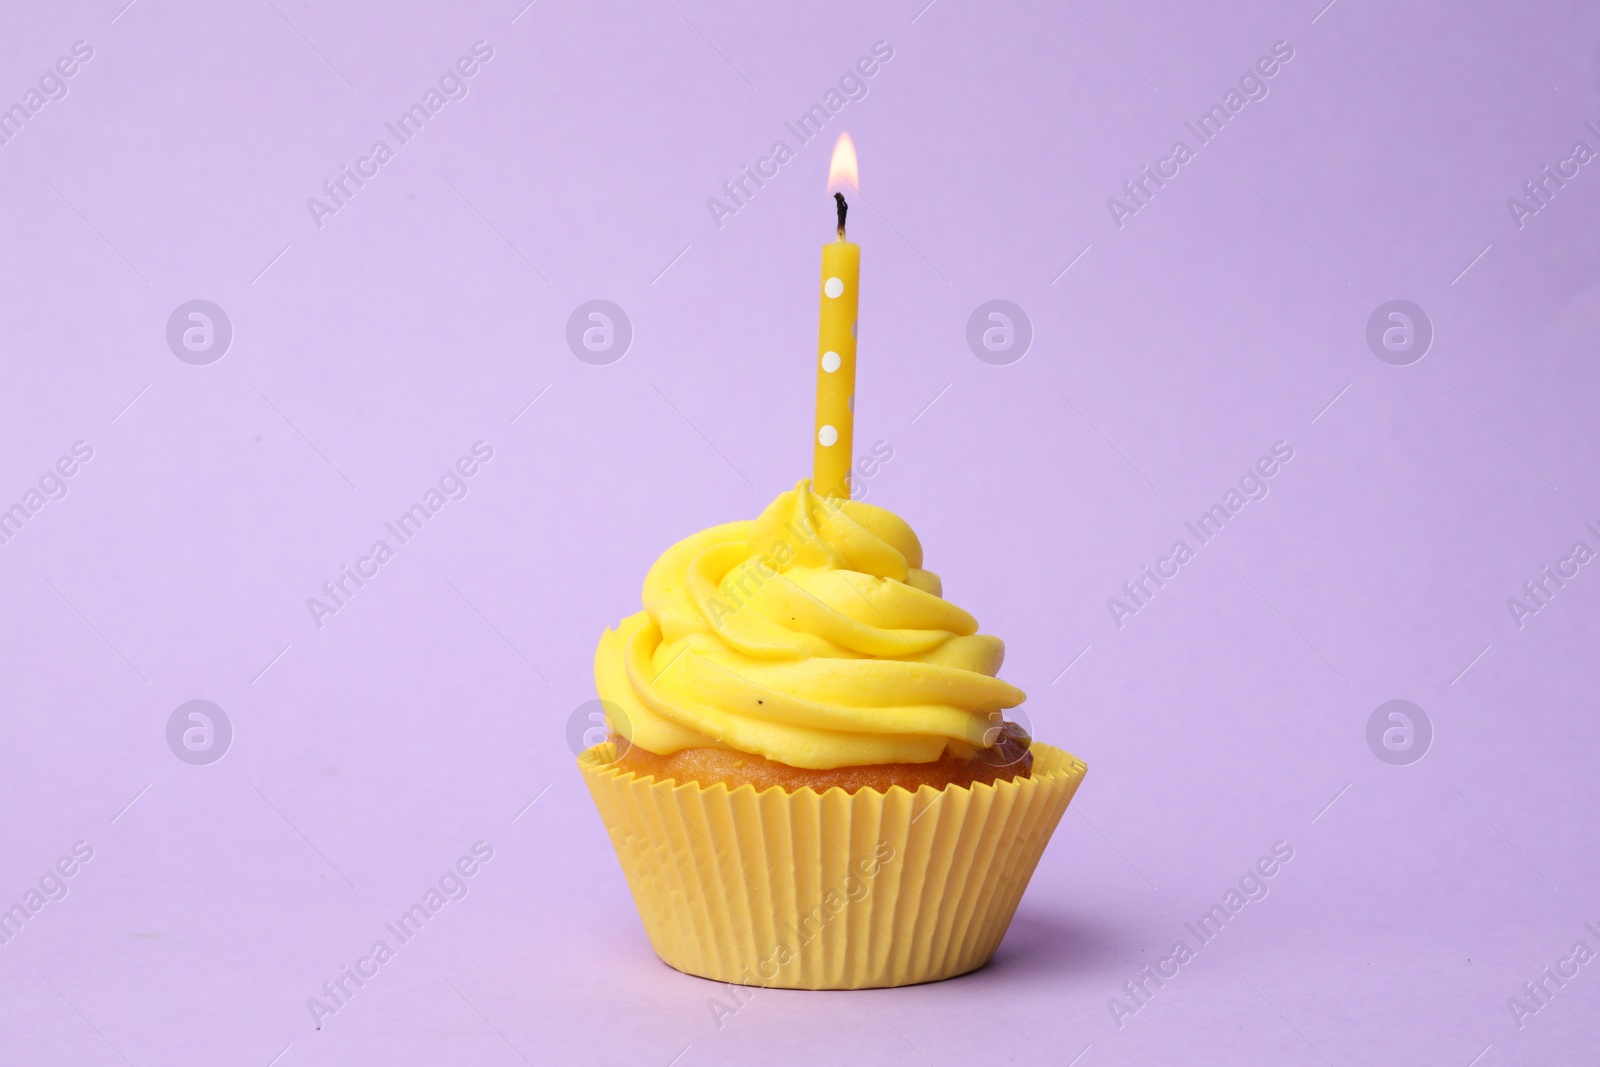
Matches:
[[593, 481, 1026, 769]]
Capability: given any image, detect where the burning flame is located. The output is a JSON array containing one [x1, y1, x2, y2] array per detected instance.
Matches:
[[827, 132, 859, 192]]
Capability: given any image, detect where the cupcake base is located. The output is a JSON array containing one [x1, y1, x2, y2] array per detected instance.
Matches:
[[578, 741, 1087, 989], [609, 723, 1034, 795]]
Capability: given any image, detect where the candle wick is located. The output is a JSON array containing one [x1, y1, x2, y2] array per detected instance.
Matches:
[[834, 192, 848, 240]]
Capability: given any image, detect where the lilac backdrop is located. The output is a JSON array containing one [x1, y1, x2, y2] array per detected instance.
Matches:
[[2, 0, 1599, 1063]]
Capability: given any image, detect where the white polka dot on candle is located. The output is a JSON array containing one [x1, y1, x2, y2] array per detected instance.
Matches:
[[821, 351, 841, 373], [818, 425, 839, 446], [824, 277, 844, 298]]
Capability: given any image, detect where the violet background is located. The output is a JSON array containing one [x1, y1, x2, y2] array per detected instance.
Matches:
[[2, 0, 1599, 1063]]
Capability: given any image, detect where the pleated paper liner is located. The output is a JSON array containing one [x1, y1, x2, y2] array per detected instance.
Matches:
[[578, 741, 1087, 990]]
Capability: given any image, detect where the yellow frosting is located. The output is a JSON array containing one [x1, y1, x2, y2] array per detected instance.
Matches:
[[593, 481, 1026, 770]]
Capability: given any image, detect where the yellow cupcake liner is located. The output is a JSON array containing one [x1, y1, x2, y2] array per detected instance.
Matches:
[[578, 742, 1087, 989]]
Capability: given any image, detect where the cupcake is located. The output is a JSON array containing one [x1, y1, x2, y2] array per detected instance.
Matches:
[[579, 480, 1087, 989]]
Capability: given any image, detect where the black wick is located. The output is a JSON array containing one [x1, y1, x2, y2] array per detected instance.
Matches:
[[834, 191, 848, 239]]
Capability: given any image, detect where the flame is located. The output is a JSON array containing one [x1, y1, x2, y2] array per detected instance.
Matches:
[[827, 132, 859, 192]]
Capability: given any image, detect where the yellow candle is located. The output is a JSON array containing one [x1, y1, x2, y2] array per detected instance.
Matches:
[[814, 135, 860, 499]]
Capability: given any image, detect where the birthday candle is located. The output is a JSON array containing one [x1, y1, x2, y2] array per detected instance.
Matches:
[[814, 133, 860, 499]]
